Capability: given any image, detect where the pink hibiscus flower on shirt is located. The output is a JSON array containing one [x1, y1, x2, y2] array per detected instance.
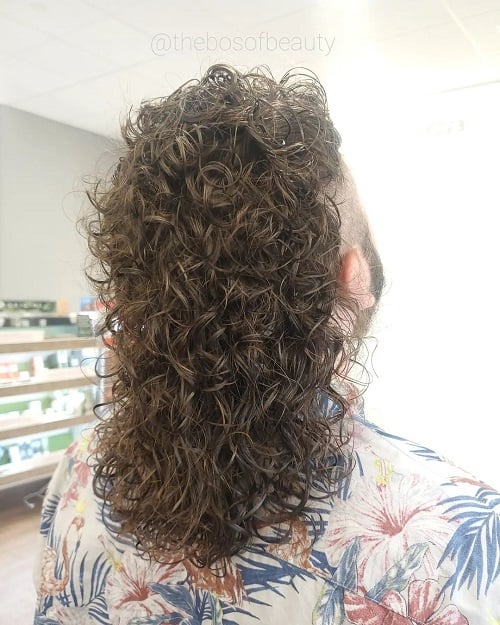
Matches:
[[106, 551, 186, 625], [323, 473, 453, 591], [60, 458, 91, 509], [344, 579, 468, 624]]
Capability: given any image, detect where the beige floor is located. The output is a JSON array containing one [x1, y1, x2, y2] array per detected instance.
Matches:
[[0, 492, 45, 625]]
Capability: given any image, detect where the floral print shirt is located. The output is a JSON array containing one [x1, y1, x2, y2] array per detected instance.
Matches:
[[33, 394, 500, 625]]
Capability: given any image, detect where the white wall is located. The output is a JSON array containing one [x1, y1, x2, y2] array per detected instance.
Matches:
[[0, 106, 118, 312], [338, 82, 500, 486]]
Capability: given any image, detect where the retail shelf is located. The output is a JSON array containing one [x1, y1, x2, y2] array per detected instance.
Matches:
[[0, 336, 98, 354], [0, 412, 94, 442], [0, 367, 97, 398], [0, 450, 65, 489]]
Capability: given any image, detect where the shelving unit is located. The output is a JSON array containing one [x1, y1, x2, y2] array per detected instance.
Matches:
[[0, 367, 96, 398], [0, 337, 98, 354], [0, 411, 94, 440], [0, 337, 99, 489], [0, 450, 66, 488]]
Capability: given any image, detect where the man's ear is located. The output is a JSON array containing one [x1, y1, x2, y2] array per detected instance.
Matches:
[[339, 246, 375, 310]]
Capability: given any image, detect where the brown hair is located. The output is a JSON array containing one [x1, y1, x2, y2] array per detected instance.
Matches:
[[84, 64, 361, 567]]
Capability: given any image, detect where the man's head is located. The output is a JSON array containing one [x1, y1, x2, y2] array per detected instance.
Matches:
[[86, 64, 384, 566], [335, 164, 385, 338]]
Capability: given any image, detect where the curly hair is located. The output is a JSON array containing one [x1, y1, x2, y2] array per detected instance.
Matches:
[[84, 64, 362, 568]]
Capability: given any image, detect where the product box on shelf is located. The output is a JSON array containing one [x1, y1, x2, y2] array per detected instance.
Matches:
[[0, 300, 58, 314], [0, 329, 46, 344]]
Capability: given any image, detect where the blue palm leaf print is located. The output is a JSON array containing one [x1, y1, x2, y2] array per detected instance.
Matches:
[[148, 583, 195, 617], [312, 583, 343, 625], [439, 487, 500, 597], [360, 419, 444, 462], [95, 498, 136, 550], [312, 537, 359, 625], [89, 553, 111, 604], [206, 592, 223, 625], [309, 549, 336, 579], [332, 536, 359, 591], [145, 586, 229, 625], [87, 595, 111, 625], [404, 444, 443, 462], [127, 616, 185, 625], [46, 539, 112, 622], [33, 613, 60, 625], [367, 542, 428, 602], [237, 546, 314, 601], [40, 494, 61, 537]]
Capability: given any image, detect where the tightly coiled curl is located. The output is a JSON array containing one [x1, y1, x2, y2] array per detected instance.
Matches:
[[85, 64, 360, 568]]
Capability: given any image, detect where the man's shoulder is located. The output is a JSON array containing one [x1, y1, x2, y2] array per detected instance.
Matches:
[[313, 416, 500, 623], [350, 415, 497, 487]]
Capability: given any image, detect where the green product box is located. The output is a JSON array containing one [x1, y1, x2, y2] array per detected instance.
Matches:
[[47, 431, 74, 452], [0, 446, 10, 465]]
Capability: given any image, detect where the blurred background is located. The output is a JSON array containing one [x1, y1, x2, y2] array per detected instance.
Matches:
[[0, 0, 499, 488]]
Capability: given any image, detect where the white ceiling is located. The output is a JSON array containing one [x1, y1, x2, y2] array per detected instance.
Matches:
[[1, 0, 500, 138]]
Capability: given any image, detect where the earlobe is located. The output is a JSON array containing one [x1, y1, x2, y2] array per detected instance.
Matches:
[[339, 247, 375, 310]]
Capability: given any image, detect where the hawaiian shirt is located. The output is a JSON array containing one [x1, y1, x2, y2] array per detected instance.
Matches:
[[33, 393, 500, 625]]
